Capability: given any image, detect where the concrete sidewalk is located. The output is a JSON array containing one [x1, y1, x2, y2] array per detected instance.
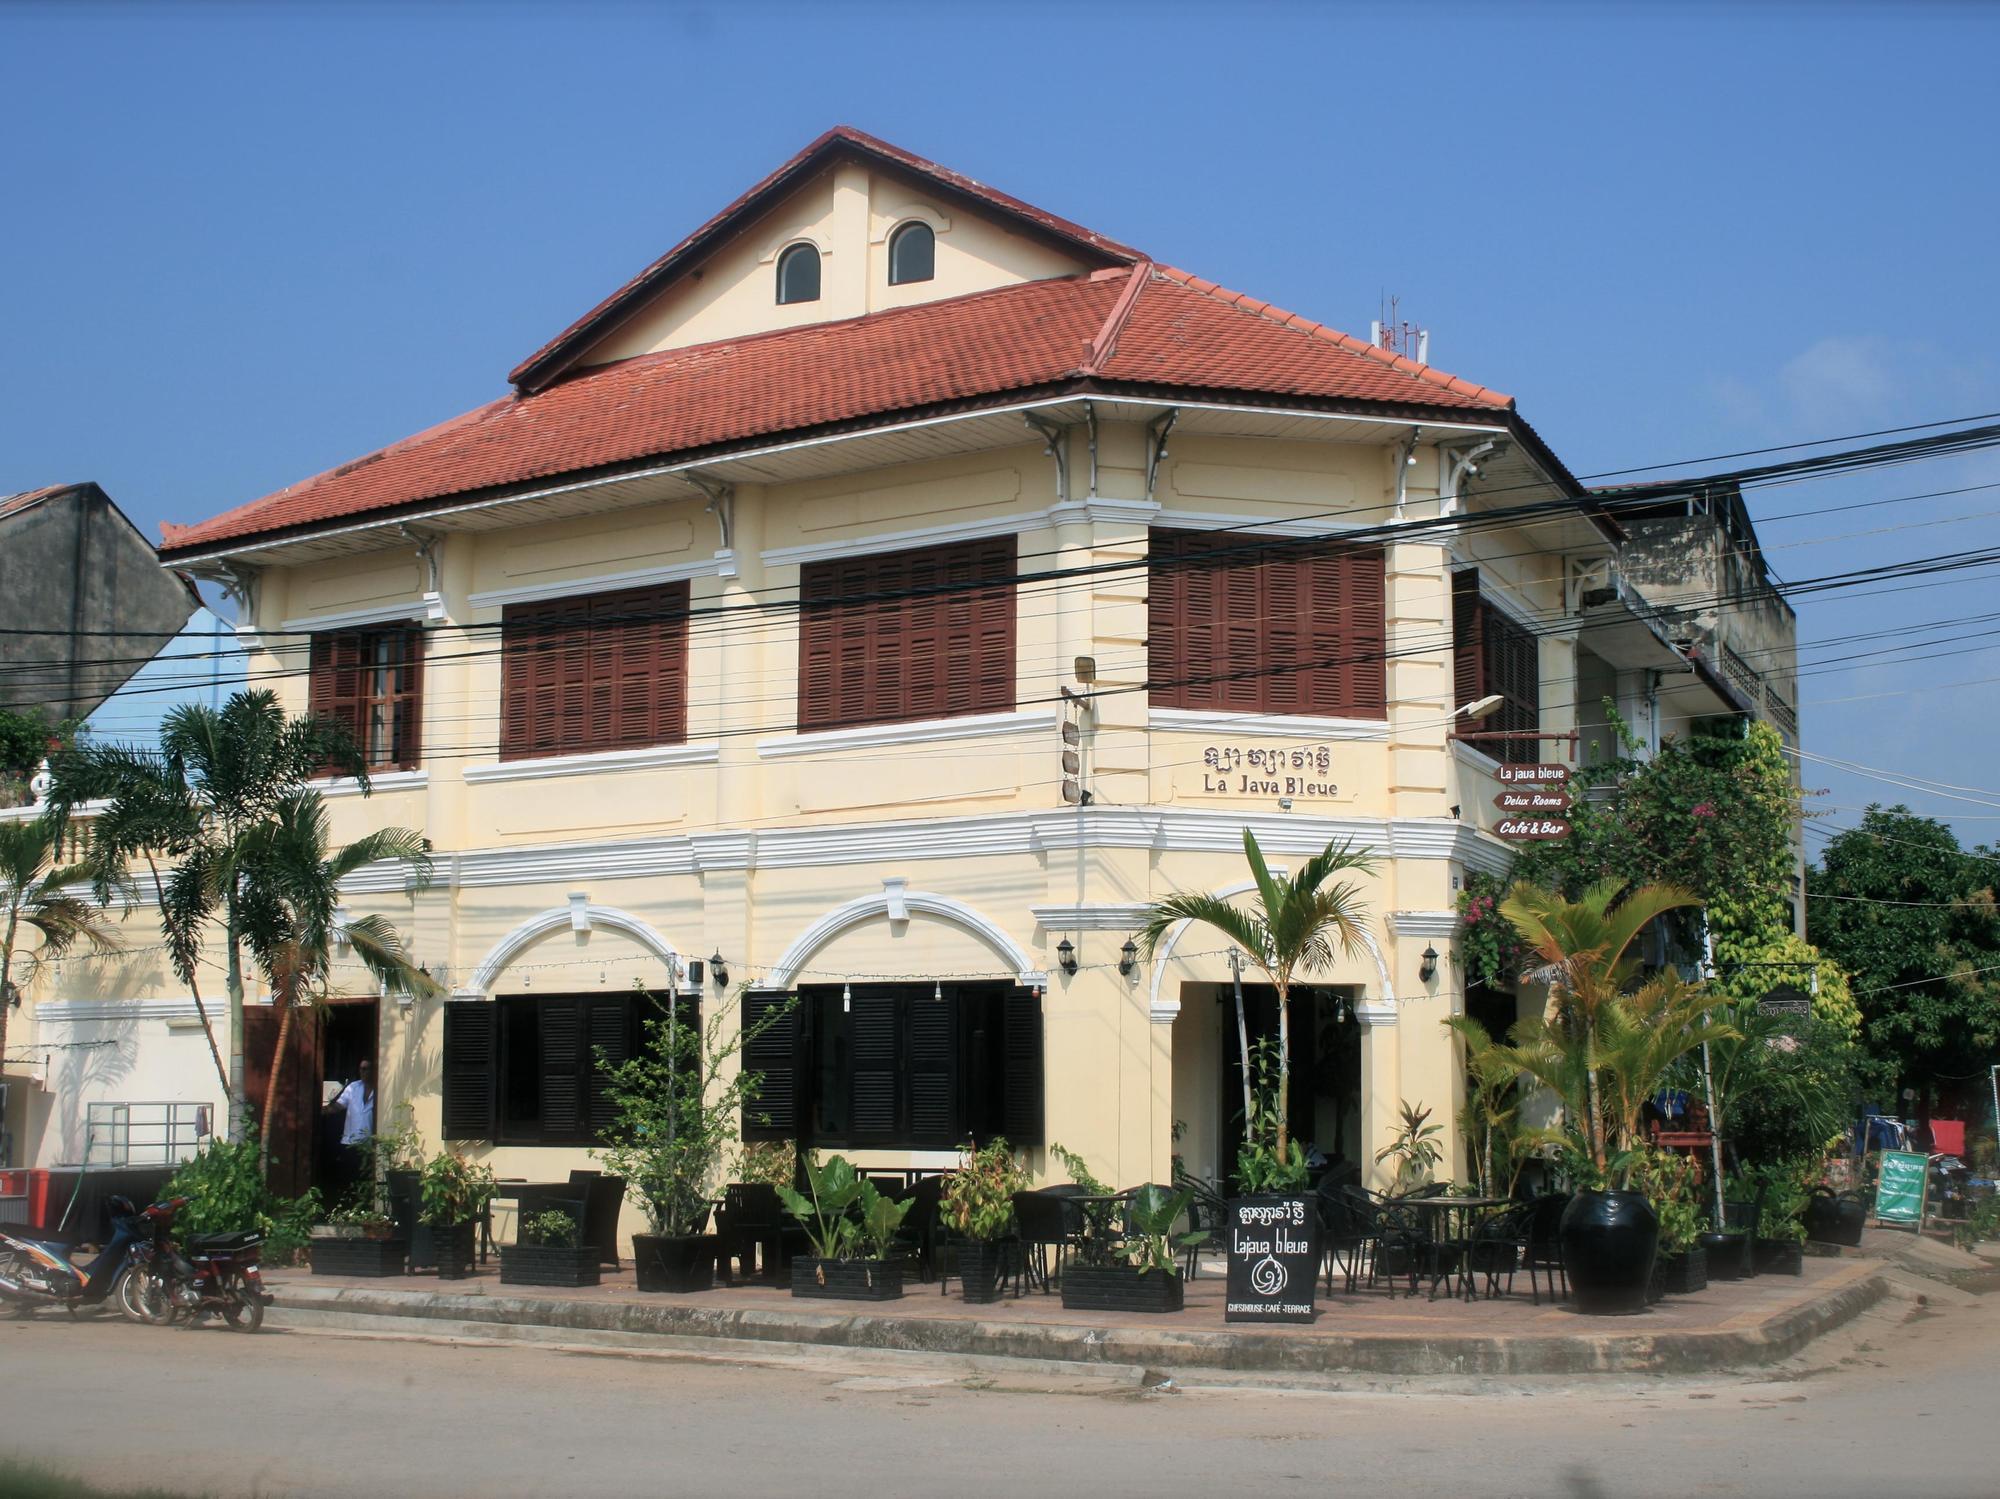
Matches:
[[265, 1252, 1888, 1379]]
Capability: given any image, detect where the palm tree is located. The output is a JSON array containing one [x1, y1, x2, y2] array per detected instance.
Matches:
[[235, 790, 435, 1179], [45, 690, 367, 1141], [1445, 1015, 1527, 1200], [0, 817, 123, 1072], [1499, 877, 1702, 1177], [1138, 829, 1375, 1170]]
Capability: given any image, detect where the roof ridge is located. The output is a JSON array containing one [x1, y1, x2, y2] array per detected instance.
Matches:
[[1079, 263, 1151, 375], [1154, 265, 1512, 409], [546, 271, 1117, 387]]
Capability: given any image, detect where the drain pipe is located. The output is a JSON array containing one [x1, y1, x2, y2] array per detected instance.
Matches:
[[1701, 920, 1727, 1224], [1393, 427, 1422, 521]]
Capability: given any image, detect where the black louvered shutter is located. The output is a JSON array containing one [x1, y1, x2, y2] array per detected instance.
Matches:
[[741, 991, 800, 1140], [848, 991, 901, 1146], [906, 998, 959, 1148], [585, 997, 642, 1142], [441, 1002, 497, 1141], [1001, 988, 1044, 1145], [538, 999, 584, 1141]]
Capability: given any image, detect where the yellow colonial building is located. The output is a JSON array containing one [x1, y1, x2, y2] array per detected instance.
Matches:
[[9, 128, 1795, 1230]]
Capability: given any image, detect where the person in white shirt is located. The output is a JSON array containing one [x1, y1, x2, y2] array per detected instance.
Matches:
[[326, 1059, 375, 1186]]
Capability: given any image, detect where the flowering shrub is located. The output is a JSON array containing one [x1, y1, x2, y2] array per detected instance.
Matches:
[[1457, 871, 1525, 989]]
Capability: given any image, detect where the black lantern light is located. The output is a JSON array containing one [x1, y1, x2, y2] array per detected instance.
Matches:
[[1056, 937, 1078, 976], [710, 950, 729, 989], [1419, 945, 1439, 983], [1118, 938, 1139, 977]]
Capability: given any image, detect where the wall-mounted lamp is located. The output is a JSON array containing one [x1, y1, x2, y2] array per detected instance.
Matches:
[[1056, 937, 1078, 976], [710, 951, 729, 989], [1118, 938, 1138, 978], [1419, 945, 1439, 984]]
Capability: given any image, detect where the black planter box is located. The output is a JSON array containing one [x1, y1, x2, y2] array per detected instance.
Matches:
[[1700, 1230, 1754, 1280], [956, 1240, 1009, 1304], [633, 1234, 717, 1294], [1060, 1265, 1185, 1314], [310, 1237, 407, 1278], [1657, 1247, 1709, 1296], [790, 1257, 903, 1302], [1804, 1192, 1867, 1248], [500, 1243, 601, 1289], [1755, 1237, 1805, 1276], [431, 1221, 478, 1280]]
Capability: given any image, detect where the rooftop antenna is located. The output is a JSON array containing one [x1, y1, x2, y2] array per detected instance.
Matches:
[[1370, 292, 1430, 365]]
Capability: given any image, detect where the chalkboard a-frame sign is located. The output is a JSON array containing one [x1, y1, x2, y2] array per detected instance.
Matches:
[[1224, 1194, 1318, 1323]]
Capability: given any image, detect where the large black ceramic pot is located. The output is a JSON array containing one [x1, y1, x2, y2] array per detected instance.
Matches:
[[1559, 1189, 1660, 1315]]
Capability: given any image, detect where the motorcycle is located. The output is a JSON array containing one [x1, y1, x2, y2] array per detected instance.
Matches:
[[123, 1198, 272, 1333], [0, 1194, 158, 1318]]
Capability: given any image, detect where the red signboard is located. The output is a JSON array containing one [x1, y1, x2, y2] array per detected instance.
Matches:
[[1495, 816, 1571, 840], [1496, 763, 1570, 785], [1495, 789, 1573, 814]]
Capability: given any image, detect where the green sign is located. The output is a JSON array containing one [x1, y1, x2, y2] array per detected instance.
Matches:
[[1874, 1150, 1929, 1226]]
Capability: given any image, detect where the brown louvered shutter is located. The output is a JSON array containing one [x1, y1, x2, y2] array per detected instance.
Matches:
[[1452, 569, 1484, 710], [1333, 545, 1386, 717], [502, 585, 685, 759], [1484, 606, 1541, 764], [392, 628, 425, 770], [1147, 529, 1184, 706], [797, 539, 1014, 731]]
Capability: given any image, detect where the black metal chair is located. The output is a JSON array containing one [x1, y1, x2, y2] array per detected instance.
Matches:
[[714, 1183, 786, 1283], [1343, 1185, 1426, 1296], [1011, 1189, 1074, 1292], [1523, 1192, 1570, 1305], [1467, 1200, 1536, 1299], [1316, 1183, 1376, 1294], [578, 1175, 625, 1271], [1180, 1185, 1228, 1281]]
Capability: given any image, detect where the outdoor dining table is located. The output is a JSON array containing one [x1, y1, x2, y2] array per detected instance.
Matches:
[[1392, 1195, 1510, 1301]]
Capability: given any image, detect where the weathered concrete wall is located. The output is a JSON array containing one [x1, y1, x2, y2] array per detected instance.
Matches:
[[0, 484, 194, 723]]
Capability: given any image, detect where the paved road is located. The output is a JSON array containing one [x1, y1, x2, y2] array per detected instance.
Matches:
[[2, 1288, 1995, 1499]]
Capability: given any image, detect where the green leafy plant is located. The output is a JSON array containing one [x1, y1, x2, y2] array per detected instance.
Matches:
[[595, 985, 794, 1238], [1737, 1159, 1814, 1244], [0, 816, 121, 1077], [1456, 870, 1524, 990], [523, 1208, 582, 1250], [1634, 1147, 1706, 1254], [776, 1154, 867, 1261], [1235, 1036, 1313, 1192], [938, 1138, 1026, 1242], [855, 1180, 913, 1260], [1051, 1142, 1122, 1268], [1446, 1015, 1535, 1200], [418, 1149, 496, 1228], [735, 1139, 797, 1190], [1122, 1183, 1206, 1276], [1374, 1100, 1445, 1195], [1050, 1142, 1111, 1197], [1952, 1195, 2000, 1251], [161, 1133, 320, 1264], [368, 1102, 427, 1175]]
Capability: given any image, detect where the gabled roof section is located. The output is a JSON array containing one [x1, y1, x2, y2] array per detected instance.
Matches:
[[159, 266, 1527, 560], [508, 125, 1147, 396]]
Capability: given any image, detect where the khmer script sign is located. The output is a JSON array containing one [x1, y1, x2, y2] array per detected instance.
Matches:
[[1200, 744, 1341, 799], [1224, 1194, 1318, 1324]]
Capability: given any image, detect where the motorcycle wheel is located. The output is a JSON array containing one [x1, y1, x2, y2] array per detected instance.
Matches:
[[118, 1267, 174, 1326], [220, 1293, 264, 1333]]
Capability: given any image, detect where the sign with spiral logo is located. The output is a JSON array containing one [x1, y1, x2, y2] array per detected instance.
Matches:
[[1225, 1194, 1317, 1324]]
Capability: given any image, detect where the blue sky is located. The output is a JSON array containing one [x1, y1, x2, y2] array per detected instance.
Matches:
[[4, 1, 1997, 852]]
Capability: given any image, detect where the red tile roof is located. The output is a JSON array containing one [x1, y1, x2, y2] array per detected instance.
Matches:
[[508, 124, 1146, 395], [159, 265, 1520, 558], [0, 484, 75, 520]]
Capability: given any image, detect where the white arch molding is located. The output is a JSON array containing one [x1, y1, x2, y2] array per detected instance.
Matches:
[[766, 886, 1043, 990], [1145, 877, 1395, 1024], [462, 903, 683, 997]]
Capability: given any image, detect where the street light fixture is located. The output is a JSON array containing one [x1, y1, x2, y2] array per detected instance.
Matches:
[[1118, 939, 1138, 977], [1056, 938, 1078, 976], [1419, 945, 1439, 983]]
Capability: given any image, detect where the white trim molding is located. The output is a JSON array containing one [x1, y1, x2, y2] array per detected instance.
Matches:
[[279, 601, 429, 634], [1390, 910, 1462, 938], [35, 998, 207, 1025], [756, 709, 1055, 760], [464, 903, 684, 997], [1148, 707, 1388, 740], [1028, 903, 1152, 933], [467, 556, 727, 611], [767, 888, 1043, 990], [461, 742, 720, 785], [318, 769, 429, 799], [760, 510, 1051, 571]]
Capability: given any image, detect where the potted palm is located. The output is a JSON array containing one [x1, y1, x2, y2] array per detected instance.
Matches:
[[501, 1207, 600, 1289], [596, 985, 793, 1294], [1059, 1181, 1206, 1314], [779, 1155, 911, 1301], [420, 1149, 497, 1280], [937, 1137, 1026, 1304], [1497, 879, 1734, 1315], [1748, 1162, 1810, 1275]]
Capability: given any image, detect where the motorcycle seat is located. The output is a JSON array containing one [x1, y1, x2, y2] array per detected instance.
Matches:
[[187, 1231, 262, 1254]]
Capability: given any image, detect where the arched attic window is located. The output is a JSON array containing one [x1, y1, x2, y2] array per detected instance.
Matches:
[[776, 242, 821, 305], [888, 221, 935, 285]]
